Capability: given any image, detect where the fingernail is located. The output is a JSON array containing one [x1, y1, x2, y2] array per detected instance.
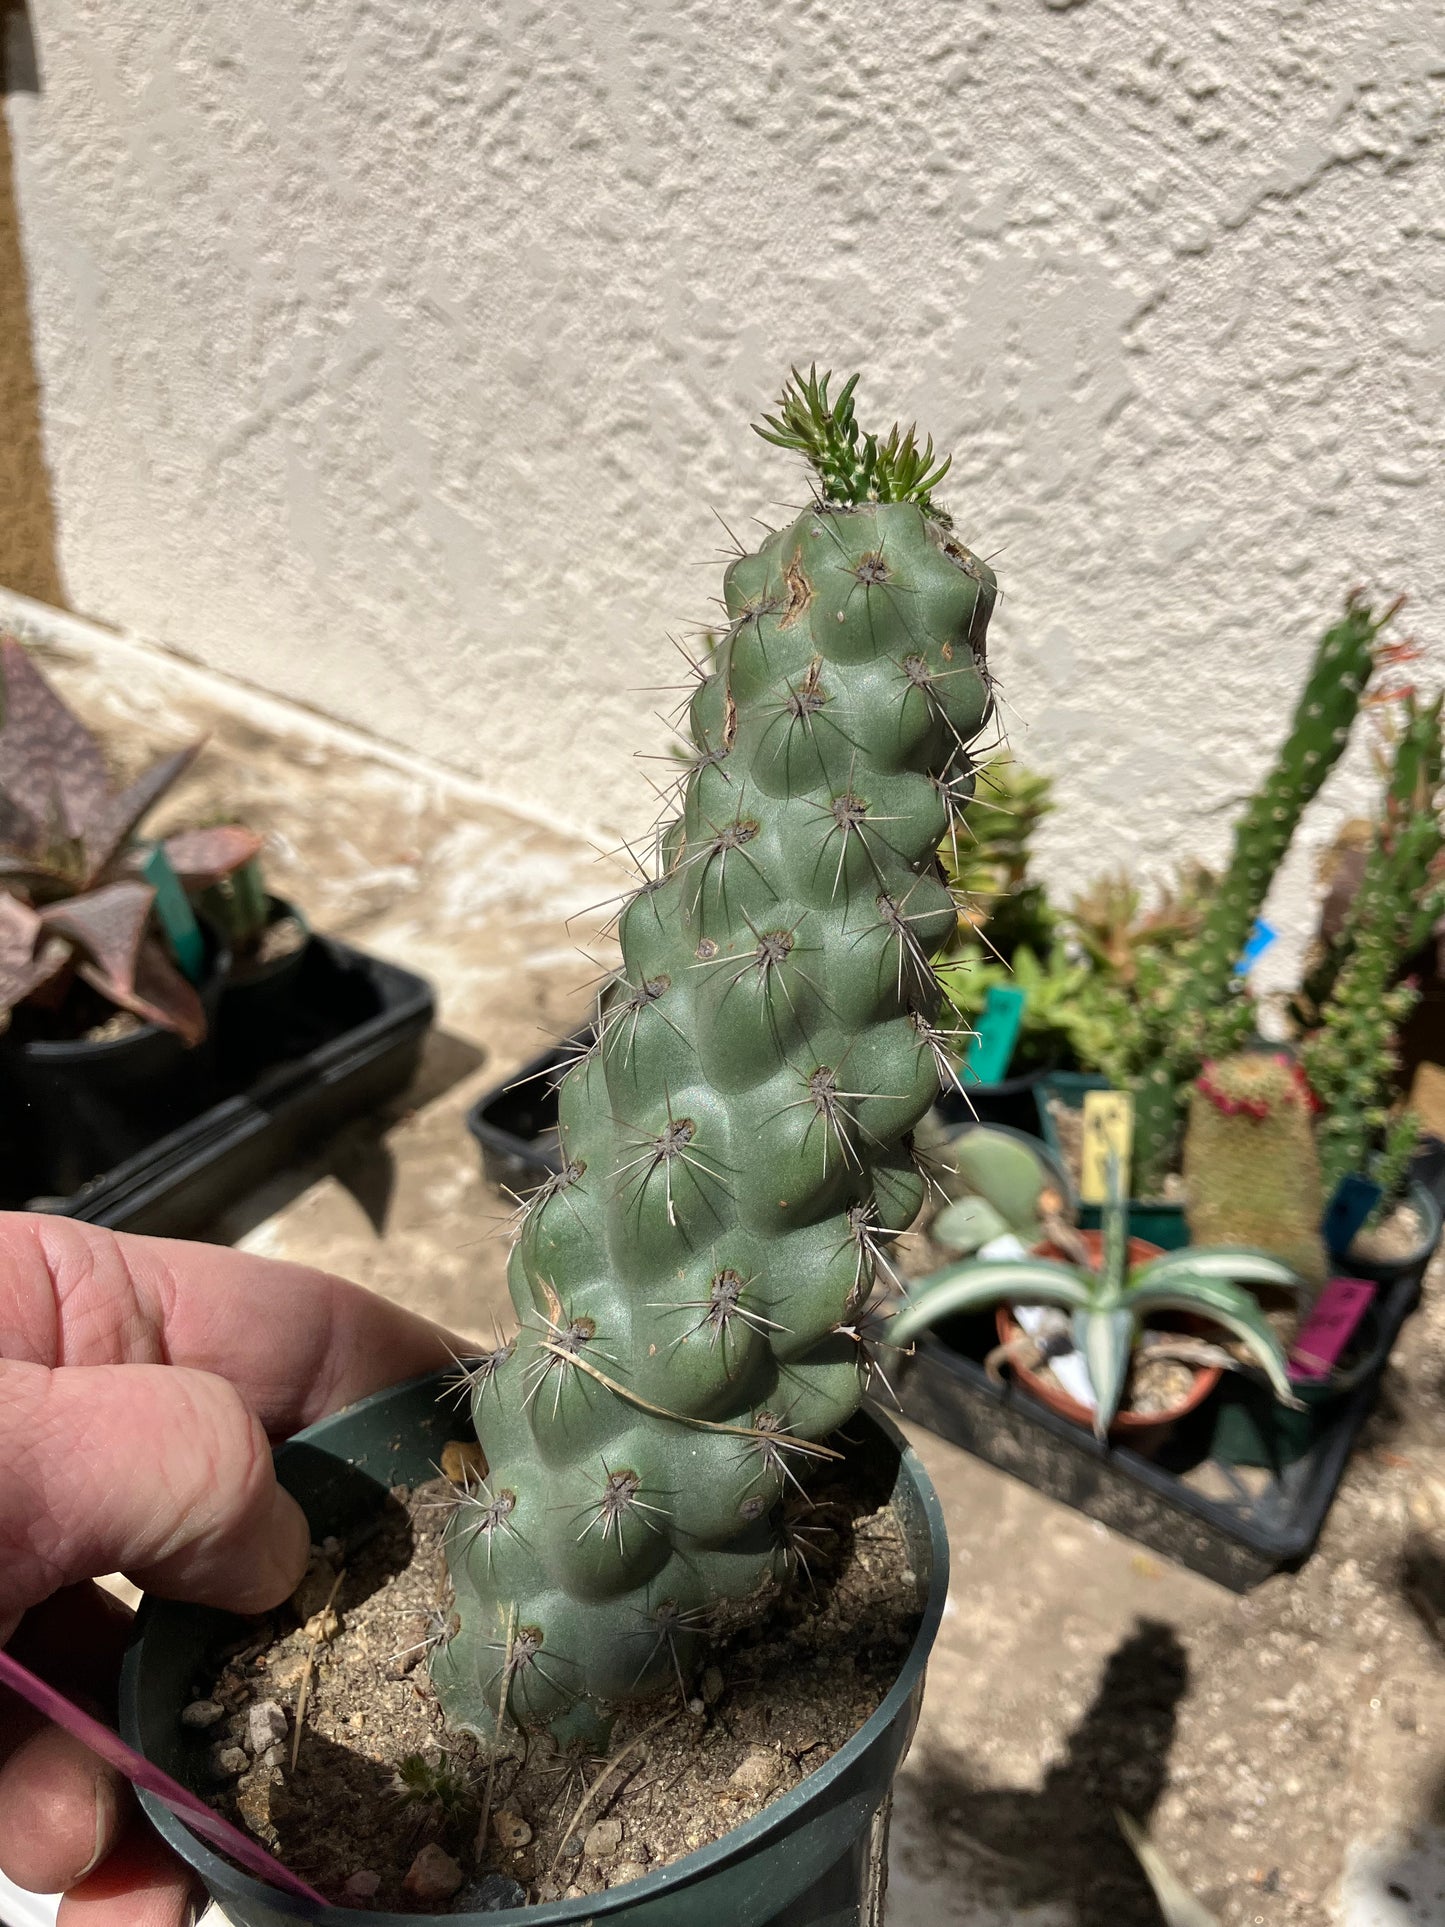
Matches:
[[74, 1772, 117, 1883], [255, 1487, 312, 1609]]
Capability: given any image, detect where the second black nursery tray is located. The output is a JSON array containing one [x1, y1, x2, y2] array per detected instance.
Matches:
[[898, 1270, 1419, 1591], [4, 937, 434, 1239]]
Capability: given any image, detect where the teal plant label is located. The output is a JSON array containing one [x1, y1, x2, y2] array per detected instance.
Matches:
[[1320, 1172, 1382, 1256], [963, 985, 1025, 1085], [140, 842, 205, 983]]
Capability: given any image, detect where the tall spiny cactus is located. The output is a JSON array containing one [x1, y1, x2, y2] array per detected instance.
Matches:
[[1125, 593, 1400, 1195], [431, 371, 995, 1740], [1303, 693, 1445, 1201]]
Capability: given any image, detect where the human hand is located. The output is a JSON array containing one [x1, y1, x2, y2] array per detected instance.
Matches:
[[0, 1212, 466, 1926]]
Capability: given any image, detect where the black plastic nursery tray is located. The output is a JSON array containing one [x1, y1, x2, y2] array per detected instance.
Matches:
[[3, 937, 433, 1239], [898, 1273, 1419, 1591]]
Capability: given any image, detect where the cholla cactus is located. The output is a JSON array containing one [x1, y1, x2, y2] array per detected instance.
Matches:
[[1116, 593, 1402, 1194], [1182, 1054, 1328, 1289], [431, 370, 995, 1740], [891, 1159, 1299, 1439], [0, 637, 261, 1040], [1302, 693, 1445, 1201]]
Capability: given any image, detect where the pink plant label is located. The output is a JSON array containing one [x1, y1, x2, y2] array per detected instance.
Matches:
[[1287, 1277, 1376, 1383], [0, 1648, 326, 1906]]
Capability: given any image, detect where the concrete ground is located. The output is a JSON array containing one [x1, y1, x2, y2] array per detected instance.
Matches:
[[7, 594, 1445, 1927]]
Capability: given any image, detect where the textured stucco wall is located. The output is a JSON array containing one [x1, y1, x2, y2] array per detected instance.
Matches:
[[5, 0, 1444, 973]]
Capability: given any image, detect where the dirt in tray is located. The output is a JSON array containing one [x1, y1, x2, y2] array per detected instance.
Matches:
[[195, 1453, 921, 1911]]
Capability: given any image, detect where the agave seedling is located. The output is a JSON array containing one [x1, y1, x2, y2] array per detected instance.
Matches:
[[0, 636, 261, 1041], [891, 1154, 1300, 1438]]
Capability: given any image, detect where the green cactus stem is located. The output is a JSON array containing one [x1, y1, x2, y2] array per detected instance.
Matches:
[[431, 372, 995, 1740], [1127, 593, 1400, 1195], [1302, 694, 1445, 1204], [1182, 1053, 1328, 1291]]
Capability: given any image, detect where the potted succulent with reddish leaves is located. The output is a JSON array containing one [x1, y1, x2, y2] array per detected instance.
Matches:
[[0, 639, 436, 1230], [0, 636, 262, 1195], [122, 369, 1001, 1924]]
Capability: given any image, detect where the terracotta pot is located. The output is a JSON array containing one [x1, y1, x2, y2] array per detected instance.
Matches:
[[995, 1229, 1223, 1444]]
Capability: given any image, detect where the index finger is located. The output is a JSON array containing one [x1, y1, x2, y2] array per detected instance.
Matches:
[[0, 1213, 471, 1438]]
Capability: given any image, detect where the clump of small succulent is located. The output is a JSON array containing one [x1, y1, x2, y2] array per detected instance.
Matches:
[[939, 752, 1055, 960], [431, 368, 996, 1741], [892, 1152, 1300, 1438], [1182, 1053, 1328, 1289], [391, 1750, 477, 1834], [0, 637, 260, 1041], [927, 1125, 1072, 1257]]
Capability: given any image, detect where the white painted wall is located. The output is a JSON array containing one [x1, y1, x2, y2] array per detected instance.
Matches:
[[5, 0, 1443, 973]]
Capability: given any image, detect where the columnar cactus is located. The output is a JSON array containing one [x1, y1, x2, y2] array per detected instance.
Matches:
[[1302, 693, 1445, 1201], [1125, 593, 1399, 1194], [1182, 1054, 1328, 1289], [431, 371, 995, 1739]]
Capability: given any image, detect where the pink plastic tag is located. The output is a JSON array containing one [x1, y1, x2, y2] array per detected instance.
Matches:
[[1287, 1277, 1377, 1383], [0, 1649, 326, 1906]]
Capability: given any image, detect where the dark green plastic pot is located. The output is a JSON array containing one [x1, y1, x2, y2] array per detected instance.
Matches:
[[120, 1371, 948, 1927]]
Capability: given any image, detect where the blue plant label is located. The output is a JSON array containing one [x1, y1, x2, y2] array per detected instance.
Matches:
[[1320, 1173, 1383, 1257], [1234, 918, 1278, 977], [140, 842, 205, 984], [963, 985, 1026, 1086]]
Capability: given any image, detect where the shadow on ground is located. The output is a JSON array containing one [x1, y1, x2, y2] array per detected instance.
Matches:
[[209, 1026, 485, 1243], [901, 1618, 1186, 1926]]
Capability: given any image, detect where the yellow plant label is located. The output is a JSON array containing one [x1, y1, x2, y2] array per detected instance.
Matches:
[[1079, 1090, 1134, 1204]]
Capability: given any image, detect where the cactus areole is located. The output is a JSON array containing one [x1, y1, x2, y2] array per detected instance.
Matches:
[[430, 370, 995, 1740]]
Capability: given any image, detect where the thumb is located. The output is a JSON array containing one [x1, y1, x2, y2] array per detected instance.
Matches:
[[2, 1360, 311, 1626]]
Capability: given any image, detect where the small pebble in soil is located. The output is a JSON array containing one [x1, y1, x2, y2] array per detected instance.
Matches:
[[584, 1818, 623, 1860], [246, 1700, 288, 1753], [404, 1844, 464, 1903], [727, 1747, 784, 1797], [208, 1745, 249, 1779], [342, 1872, 380, 1903], [181, 1700, 224, 1729], [608, 1861, 650, 1890], [491, 1809, 532, 1851]]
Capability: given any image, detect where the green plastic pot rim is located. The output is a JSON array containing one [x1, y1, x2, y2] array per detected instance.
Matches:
[[120, 1369, 950, 1925]]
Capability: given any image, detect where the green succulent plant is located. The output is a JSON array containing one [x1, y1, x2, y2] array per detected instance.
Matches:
[[938, 752, 1055, 962], [891, 1160, 1300, 1439], [431, 369, 996, 1741], [928, 1125, 1071, 1257]]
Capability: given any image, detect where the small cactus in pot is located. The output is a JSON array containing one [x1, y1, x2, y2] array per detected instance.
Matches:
[[1182, 1053, 1329, 1291], [431, 369, 996, 1740]]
